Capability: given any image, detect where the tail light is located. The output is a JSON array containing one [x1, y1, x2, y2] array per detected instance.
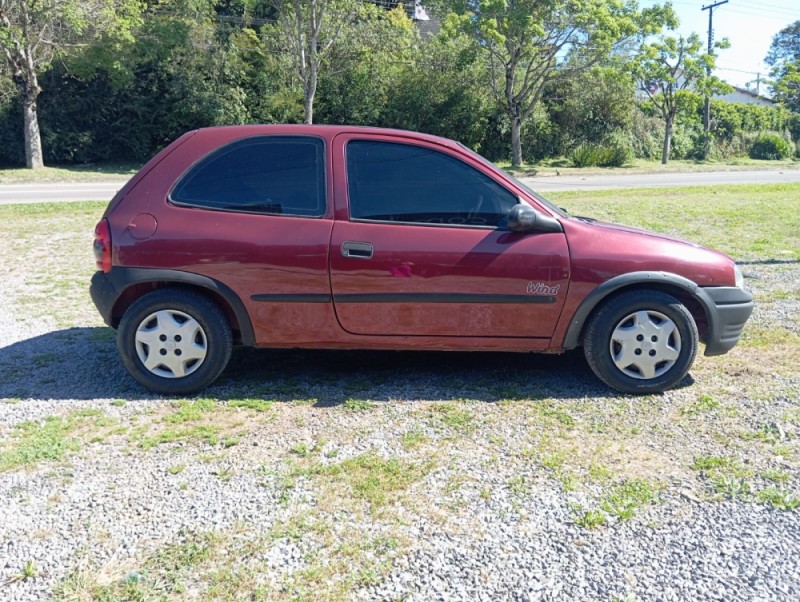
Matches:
[[93, 219, 112, 272]]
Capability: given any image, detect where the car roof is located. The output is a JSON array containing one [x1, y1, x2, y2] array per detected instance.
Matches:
[[190, 124, 461, 150]]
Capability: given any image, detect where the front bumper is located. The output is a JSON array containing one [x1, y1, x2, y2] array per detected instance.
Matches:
[[701, 286, 754, 356]]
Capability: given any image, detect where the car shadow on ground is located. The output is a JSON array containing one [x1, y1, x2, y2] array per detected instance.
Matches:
[[0, 327, 693, 403]]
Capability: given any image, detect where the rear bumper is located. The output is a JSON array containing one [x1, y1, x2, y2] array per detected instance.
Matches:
[[701, 286, 754, 356], [90, 271, 118, 327]]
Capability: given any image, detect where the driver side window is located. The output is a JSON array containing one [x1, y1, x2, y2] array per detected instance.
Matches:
[[346, 140, 517, 227]]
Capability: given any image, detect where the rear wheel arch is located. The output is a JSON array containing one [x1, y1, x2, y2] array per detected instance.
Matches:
[[107, 269, 254, 346]]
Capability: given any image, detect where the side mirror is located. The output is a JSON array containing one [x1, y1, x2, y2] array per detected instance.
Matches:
[[506, 203, 537, 232], [504, 202, 564, 233]]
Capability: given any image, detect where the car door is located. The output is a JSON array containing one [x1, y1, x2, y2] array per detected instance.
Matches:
[[329, 135, 570, 339]]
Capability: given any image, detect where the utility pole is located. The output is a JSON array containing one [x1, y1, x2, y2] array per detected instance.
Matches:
[[702, 0, 728, 154]]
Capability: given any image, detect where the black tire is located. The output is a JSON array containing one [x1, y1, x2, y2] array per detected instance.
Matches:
[[117, 289, 233, 395], [583, 290, 698, 394]]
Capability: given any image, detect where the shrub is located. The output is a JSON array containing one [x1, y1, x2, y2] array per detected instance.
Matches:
[[748, 132, 793, 160], [571, 144, 604, 167], [629, 111, 662, 160], [570, 139, 631, 167], [713, 131, 760, 159]]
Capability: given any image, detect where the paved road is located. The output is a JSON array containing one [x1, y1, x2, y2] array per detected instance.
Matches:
[[0, 182, 123, 204], [520, 169, 800, 192], [1, 169, 799, 204]]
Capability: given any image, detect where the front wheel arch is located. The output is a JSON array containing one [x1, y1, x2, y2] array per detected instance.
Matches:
[[562, 272, 712, 350]]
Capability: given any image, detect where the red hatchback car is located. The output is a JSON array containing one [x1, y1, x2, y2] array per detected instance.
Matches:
[[90, 125, 753, 395]]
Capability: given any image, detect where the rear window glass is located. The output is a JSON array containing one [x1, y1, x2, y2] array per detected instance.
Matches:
[[170, 136, 325, 217]]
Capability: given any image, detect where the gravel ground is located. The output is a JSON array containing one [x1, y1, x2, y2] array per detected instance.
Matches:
[[0, 262, 798, 601]]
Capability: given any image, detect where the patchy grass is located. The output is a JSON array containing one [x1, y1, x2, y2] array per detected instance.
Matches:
[[401, 429, 428, 449], [168, 464, 186, 475], [425, 403, 476, 434], [2, 186, 800, 597], [600, 479, 661, 522], [573, 507, 608, 529], [680, 394, 720, 416], [757, 487, 800, 511], [0, 201, 107, 327], [343, 398, 376, 412], [136, 424, 222, 450], [228, 398, 273, 412], [125, 397, 273, 451], [321, 452, 432, 511], [0, 409, 116, 472], [54, 532, 217, 600]]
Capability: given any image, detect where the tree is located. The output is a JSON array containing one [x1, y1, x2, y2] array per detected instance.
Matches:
[[633, 33, 731, 164], [766, 20, 800, 67], [766, 21, 800, 112], [545, 66, 637, 147], [439, 0, 673, 166], [316, 5, 415, 126], [771, 63, 800, 113], [270, 0, 370, 124], [0, 0, 141, 168]]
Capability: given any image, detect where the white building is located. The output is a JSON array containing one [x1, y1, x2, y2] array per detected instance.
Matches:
[[714, 85, 774, 107]]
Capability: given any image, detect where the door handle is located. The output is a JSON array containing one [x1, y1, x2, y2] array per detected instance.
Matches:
[[341, 241, 374, 259]]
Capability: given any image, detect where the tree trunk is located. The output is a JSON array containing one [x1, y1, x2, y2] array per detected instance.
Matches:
[[22, 85, 44, 170], [511, 116, 523, 167], [303, 88, 314, 124], [303, 81, 315, 125], [303, 61, 318, 125], [661, 118, 673, 165]]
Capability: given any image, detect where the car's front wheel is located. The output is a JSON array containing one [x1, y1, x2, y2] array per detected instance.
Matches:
[[117, 289, 233, 395], [583, 290, 698, 394]]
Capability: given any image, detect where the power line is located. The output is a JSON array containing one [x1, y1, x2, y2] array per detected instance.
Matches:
[[724, 7, 796, 20], [734, 0, 799, 17], [716, 65, 764, 75]]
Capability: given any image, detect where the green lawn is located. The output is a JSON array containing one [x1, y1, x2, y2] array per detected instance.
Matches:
[[0, 164, 138, 184], [548, 182, 800, 261], [499, 157, 800, 177], [1, 156, 797, 183]]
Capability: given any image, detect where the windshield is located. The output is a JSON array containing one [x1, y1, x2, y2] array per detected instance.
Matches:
[[458, 143, 570, 218]]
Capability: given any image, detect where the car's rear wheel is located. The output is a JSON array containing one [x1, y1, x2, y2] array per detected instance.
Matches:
[[583, 290, 698, 394], [117, 289, 232, 395]]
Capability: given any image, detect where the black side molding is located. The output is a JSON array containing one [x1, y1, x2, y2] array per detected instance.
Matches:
[[333, 293, 557, 304], [251, 294, 331, 303]]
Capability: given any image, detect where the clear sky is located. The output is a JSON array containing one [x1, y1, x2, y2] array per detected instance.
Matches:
[[641, 0, 799, 94]]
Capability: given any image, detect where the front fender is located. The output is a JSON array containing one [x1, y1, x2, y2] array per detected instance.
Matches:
[[560, 271, 727, 352]]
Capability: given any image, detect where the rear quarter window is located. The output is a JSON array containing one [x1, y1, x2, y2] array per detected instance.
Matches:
[[170, 136, 325, 217]]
